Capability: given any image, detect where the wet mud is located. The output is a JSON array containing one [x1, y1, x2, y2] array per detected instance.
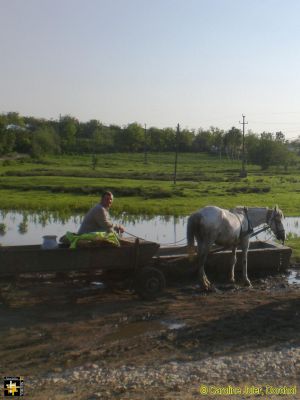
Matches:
[[0, 268, 299, 399]]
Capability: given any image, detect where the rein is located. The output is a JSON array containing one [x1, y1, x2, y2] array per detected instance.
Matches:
[[250, 224, 269, 237], [124, 230, 186, 246], [208, 224, 270, 254], [124, 207, 282, 248]]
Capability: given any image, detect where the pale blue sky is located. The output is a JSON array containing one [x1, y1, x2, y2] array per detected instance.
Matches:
[[1, 0, 300, 138]]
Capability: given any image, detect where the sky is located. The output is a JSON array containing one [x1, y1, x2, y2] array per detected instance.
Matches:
[[1, 0, 300, 139]]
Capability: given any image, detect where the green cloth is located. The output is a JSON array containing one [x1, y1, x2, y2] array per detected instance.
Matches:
[[66, 231, 120, 249]]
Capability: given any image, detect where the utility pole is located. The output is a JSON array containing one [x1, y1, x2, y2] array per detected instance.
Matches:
[[173, 123, 179, 184], [144, 124, 148, 164], [58, 113, 61, 139], [239, 115, 248, 177]]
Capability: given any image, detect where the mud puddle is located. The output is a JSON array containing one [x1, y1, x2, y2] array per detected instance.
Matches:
[[102, 319, 187, 343], [287, 268, 300, 285], [0, 271, 300, 400]]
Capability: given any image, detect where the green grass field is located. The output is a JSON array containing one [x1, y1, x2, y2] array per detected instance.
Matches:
[[1, 152, 300, 216], [1, 152, 300, 259]]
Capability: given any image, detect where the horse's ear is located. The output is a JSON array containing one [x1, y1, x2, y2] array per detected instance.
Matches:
[[274, 205, 278, 211]]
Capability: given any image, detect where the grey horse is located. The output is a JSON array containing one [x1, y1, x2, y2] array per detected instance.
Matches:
[[187, 205, 285, 289]]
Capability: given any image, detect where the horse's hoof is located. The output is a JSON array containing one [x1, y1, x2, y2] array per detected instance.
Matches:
[[208, 285, 218, 293], [229, 278, 235, 284], [200, 282, 215, 292], [242, 279, 252, 287], [199, 282, 210, 291]]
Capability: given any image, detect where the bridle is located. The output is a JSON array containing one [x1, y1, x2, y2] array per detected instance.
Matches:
[[236, 207, 285, 243], [267, 208, 285, 243]]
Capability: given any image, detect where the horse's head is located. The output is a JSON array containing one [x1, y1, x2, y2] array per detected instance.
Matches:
[[268, 205, 285, 243]]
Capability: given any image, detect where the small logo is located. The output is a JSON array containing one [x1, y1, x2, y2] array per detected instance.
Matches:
[[4, 377, 24, 397]]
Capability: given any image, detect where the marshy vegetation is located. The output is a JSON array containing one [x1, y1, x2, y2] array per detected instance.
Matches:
[[1, 152, 300, 260], [2, 112, 300, 216], [1, 152, 300, 216]]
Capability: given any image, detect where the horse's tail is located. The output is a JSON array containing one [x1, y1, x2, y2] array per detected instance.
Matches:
[[187, 212, 202, 249], [187, 215, 195, 247]]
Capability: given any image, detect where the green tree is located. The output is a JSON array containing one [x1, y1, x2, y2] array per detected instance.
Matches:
[[14, 130, 32, 153], [148, 127, 163, 151], [178, 128, 194, 151], [289, 136, 300, 156], [245, 131, 259, 163], [248, 132, 291, 170], [224, 127, 242, 160], [162, 127, 176, 151], [59, 115, 78, 152], [210, 127, 224, 158], [31, 127, 61, 158], [0, 121, 16, 154], [111, 124, 125, 152], [275, 131, 286, 143], [78, 119, 101, 139], [194, 129, 212, 152], [6, 112, 25, 127], [122, 123, 144, 152]]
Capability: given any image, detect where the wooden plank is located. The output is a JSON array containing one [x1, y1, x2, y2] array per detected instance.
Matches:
[[155, 241, 292, 274], [0, 240, 160, 275]]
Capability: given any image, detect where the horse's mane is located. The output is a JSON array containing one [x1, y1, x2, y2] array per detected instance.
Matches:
[[230, 206, 244, 214], [230, 206, 269, 214], [230, 206, 284, 220]]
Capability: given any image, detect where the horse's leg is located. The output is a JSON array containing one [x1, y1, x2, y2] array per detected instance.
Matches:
[[229, 246, 237, 283], [241, 239, 251, 287], [197, 242, 211, 290]]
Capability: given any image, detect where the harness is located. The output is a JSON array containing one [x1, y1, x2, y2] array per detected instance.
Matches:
[[235, 207, 254, 239], [210, 208, 276, 255], [243, 207, 254, 235]]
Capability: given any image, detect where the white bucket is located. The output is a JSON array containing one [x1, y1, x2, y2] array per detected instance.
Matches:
[[41, 235, 58, 249]]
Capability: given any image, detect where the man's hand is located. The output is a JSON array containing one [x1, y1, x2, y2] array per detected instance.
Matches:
[[114, 225, 125, 234], [118, 224, 125, 234]]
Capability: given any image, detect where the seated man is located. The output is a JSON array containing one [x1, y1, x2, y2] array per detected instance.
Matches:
[[78, 191, 125, 235]]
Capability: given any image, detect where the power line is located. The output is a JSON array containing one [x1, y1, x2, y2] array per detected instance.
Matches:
[[251, 121, 300, 125]]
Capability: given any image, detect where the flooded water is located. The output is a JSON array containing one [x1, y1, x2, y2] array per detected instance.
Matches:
[[287, 269, 300, 285], [160, 320, 186, 330], [0, 210, 299, 246]]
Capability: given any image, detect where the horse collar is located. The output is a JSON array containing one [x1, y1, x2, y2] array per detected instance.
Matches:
[[243, 207, 254, 235]]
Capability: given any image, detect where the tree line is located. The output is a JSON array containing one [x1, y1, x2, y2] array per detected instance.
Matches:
[[0, 112, 299, 169]]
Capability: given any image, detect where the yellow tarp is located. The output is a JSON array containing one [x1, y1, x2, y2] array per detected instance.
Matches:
[[65, 231, 120, 249]]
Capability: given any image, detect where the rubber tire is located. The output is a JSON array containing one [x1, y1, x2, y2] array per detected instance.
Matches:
[[134, 267, 166, 300]]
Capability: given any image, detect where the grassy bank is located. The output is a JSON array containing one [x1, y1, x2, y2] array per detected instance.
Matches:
[[1, 152, 300, 257], [1, 152, 300, 216]]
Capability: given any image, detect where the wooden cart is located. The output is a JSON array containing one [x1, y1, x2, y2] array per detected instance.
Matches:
[[0, 239, 292, 299], [154, 240, 292, 279], [0, 237, 164, 300]]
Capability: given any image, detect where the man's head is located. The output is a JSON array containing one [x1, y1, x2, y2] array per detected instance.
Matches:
[[101, 191, 113, 209]]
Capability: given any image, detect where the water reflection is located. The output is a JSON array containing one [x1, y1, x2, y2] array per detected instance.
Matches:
[[18, 214, 28, 234], [0, 211, 299, 246], [0, 222, 6, 236]]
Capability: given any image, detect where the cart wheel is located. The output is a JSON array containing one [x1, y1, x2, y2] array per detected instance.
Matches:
[[134, 267, 166, 300]]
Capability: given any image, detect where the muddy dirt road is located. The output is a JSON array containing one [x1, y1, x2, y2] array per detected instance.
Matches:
[[0, 270, 299, 399]]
